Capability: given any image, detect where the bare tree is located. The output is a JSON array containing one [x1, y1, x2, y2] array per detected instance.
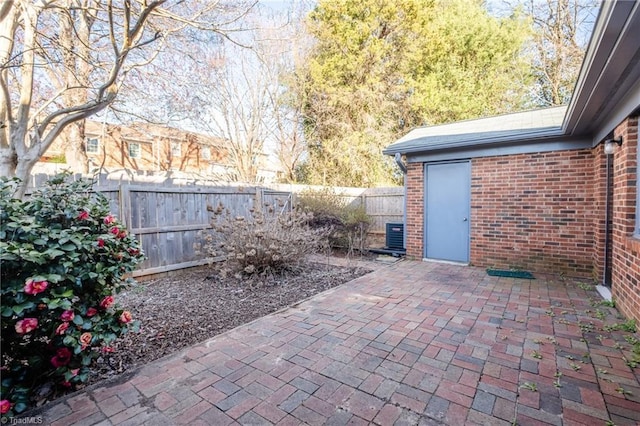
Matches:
[[109, 26, 227, 126], [524, 0, 599, 106], [269, 78, 306, 183], [93, 1, 310, 185], [0, 0, 256, 198], [265, 4, 310, 183], [182, 7, 310, 184], [197, 45, 270, 183]]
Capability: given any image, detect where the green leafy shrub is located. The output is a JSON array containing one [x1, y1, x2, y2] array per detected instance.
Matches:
[[296, 188, 372, 254], [0, 174, 144, 416], [200, 202, 330, 278], [339, 204, 372, 254]]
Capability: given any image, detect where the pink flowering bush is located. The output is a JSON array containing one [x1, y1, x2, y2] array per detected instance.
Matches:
[[0, 174, 144, 416]]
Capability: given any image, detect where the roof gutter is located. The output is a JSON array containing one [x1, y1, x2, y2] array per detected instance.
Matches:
[[562, 0, 639, 136], [562, 1, 616, 134]]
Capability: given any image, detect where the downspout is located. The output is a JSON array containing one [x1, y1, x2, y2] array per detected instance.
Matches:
[[598, 137, 623, 300], [395, 153, 408, 250], [603, 153, 611, 286]]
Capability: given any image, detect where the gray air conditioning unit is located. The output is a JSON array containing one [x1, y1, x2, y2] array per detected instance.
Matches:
[[385, 223, 404, 250]]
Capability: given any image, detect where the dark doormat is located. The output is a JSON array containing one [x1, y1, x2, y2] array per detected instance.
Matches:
[[486, 269, 535, 279]]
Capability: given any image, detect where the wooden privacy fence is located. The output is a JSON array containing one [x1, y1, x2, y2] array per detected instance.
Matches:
[[25, 174, 404, 277], [101, 184, 257, 277], [116, 185, 403, 277]]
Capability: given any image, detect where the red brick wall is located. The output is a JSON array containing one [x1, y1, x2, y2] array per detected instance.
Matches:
[[404, 150, 602, 274], [406, 162, 424, 259], [611, 116, 640, 323], [470, 150, 597, 277], [403, 120, 638, 322]]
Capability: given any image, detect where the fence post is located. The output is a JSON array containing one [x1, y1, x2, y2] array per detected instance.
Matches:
[[255, 187, 263, 213], [119, 183, 131, 229]]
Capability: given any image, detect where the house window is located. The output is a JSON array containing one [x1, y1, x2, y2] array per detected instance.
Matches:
[[86, 137, 99, 154], [171, 142, 181, 157], [128, 142, 141, 159], [201, 146, 211, 160]]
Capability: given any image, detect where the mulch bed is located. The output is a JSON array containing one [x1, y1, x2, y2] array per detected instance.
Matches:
[[90, 259, 373, 384]]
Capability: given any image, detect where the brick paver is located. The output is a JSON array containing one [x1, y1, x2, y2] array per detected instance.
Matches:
[[24, 260, 640, 425]]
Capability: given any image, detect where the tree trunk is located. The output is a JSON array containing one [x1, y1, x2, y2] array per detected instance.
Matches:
[[0, 146, 17, 177], [63, 121, 89, 173], [0, 5, 18, 151], [59, 4, 89, 175], [12, 154, 37, 199]]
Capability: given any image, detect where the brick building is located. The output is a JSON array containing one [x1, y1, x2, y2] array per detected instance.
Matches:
[[385, 2, 639, 322], [39, 120, 279, 183], [82, 120, 228, 175]]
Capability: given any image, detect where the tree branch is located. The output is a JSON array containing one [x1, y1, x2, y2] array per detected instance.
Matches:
[[34, 90, 117, 156], [14, 4, 38, 135]]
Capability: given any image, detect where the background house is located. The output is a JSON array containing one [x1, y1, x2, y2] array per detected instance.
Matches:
[[37, 121, 279, 183], [385, 1, 640, 323], [84, 120, 228, 175]]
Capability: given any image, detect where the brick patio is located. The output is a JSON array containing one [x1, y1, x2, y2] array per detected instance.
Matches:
[[30, 260, 640, 425]]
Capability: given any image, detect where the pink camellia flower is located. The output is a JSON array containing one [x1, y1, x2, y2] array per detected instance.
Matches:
[[110, 226, 120, 235], [97, 238, 105, 248], [60, 310, 74, 322], [15, 318, 38, 334], [55, 322, 69, 335], [117, 230, 127, 239], [24, 278, 48, 295], [79, 332, 92, 349], [50, 348, 72, 368], [77, 210, 89, 220], [103, 214, 116, 225], [119, 311, 133, 324], [128, 248, 140, 256], [100, 296, 114, 310], [70, 368, 79, 377], [101, 346, 114, 353], [0, 399, 11, 414], [86, 307, 98, 317], [60, 381, 72, 388]]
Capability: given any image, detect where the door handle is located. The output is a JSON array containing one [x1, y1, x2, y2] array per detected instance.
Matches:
[[463, 217, 468, 221]]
